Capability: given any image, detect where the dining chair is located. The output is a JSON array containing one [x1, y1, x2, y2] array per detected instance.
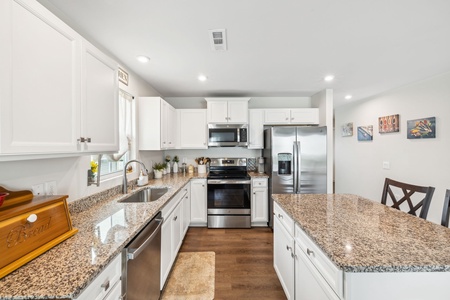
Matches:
[[441, 189, 450, 227], [381, 178, 435, 219]]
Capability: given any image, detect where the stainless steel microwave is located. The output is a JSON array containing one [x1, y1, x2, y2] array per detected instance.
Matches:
[[208, 124, 248, 147]]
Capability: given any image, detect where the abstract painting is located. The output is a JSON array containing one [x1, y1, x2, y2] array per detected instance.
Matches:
[[358, 126, 373, 141], [407, 117, 436, 139], [341, 123, 353, 137], [379, 114, 399, 133]]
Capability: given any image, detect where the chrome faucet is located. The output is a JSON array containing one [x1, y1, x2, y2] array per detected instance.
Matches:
[[123, 160, 149, 194]]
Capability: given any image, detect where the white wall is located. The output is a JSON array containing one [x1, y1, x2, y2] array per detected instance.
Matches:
[[0, 69, 161, 202], [334, 72, 450, 224], [312, 89, 334, 193]]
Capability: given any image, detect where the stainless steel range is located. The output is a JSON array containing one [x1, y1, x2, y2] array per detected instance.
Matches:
[[207, 158, 251, 228]]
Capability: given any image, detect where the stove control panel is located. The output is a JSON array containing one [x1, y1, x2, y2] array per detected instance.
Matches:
[[210, 158, 247, 167]]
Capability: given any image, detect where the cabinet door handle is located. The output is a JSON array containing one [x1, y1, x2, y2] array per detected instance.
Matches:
[[278, 213, 283, 219], [285, 117, 289, 120], [77, 137, 91, 143], [101, 279, 110, 291], [307, 248, 314, 256], [286, 245, 292, 252], [174, 215, 178, 221]]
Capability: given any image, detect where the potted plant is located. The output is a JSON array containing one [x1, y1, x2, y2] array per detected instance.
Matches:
[[172, 156, 179, 173], [153, 162, 165, 179]]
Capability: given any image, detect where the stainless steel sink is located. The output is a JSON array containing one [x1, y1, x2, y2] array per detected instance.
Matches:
[[119, 187, 168, 203]]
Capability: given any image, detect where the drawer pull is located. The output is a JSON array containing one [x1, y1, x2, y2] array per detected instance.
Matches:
[[101, 279, 110, 291], [278, 213, 283, 219], [307, 248, 314, 256], [174, 216, 178, 221], [27, 214, 38, 223], [286, 245, 292, 252]]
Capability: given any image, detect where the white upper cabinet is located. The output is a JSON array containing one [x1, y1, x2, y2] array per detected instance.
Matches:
[[161, 100, 176, 149], [248, 109, 264, 149], [0, 0, 82, 155], [138, 97, 176, 150], [205, 98, 249, 123], [0, 0, 118, 158], [177, 109, 207, 149], [264, 108, 319, 125], [81, 40, 118, 153]]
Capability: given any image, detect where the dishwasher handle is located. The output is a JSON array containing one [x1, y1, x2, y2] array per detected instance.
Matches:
[[127, 217, 163, 260]]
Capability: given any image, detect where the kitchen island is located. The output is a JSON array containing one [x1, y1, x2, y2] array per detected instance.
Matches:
[[273, 193, 450, 300], [0, 173, 205, 299]]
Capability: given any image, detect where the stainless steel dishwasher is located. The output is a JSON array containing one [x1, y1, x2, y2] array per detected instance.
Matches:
[[122, 212, 163, 300]]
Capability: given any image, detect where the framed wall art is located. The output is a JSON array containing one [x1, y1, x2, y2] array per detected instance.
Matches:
[[341, 123, 353, 137], [118, 68, 129, 86], [407, 117, 436, 139], [358, 125, 373, 141], [379, 114, 399, 133]]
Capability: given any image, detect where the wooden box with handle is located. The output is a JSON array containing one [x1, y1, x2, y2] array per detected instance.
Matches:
[[0, 186, 78, 279]]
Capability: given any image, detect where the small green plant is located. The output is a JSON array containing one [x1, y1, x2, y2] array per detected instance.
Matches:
[[153, 162, 165, 171], [173, 155, 179, 163]]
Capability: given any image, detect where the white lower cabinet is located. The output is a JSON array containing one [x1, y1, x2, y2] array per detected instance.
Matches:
[[251, 178, 268, 226], [274, 215, 295, 299], [274, 202, 343, 300], [295, 243, 340, 300], [190, 179, 207, 226], [75, 254, 121, 300], [160, 186, 189, 289], [182, 184, 191, 235]]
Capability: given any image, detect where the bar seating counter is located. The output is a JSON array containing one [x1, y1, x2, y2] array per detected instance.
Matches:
[[273, 193, 450, 299]]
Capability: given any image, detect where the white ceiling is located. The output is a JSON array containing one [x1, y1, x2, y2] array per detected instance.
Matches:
[[38, 0, 450, 107]]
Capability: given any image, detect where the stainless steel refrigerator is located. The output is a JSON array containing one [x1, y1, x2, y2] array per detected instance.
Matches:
[[263, 126, 327, 227]]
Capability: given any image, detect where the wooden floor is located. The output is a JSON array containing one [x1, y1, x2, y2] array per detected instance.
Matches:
[[179, 227, 287, 300]]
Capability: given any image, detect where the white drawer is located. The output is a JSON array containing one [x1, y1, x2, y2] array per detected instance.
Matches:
[[273, 202, 294, 236], [252, 178, 267, 188], [76, 254, 122, 300], [295, 223, 343, 299], [161, 185, 188, 219]]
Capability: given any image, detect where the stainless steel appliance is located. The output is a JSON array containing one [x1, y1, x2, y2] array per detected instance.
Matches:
[[122, 212, 163, 300], [208, 124, 248, 147], [263, 126, 327, 226], [207, 158, 251, 228]]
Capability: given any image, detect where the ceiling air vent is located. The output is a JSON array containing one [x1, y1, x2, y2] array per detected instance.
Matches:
[[209, 29, 227, 51]]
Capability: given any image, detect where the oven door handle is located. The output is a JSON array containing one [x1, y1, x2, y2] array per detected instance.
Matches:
[[207, 179, 251, 184]]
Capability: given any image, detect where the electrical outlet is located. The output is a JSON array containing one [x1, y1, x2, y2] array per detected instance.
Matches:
[[31, 184, 44, 196], [45, 181, 57, 195], [382, 161, 390, 170]]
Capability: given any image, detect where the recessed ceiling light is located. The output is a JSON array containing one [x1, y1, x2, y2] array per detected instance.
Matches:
[[136, 55, 150, 63], [345, 95, 352, 100], [198, 75, 208, 81], [324, 75, 334, 82]]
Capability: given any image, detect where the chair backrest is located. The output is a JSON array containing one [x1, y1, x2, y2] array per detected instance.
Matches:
[[381, 178, 435, 219], [441, 189, 450, 227]]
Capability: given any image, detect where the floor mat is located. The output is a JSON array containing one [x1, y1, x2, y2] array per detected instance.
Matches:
[[161, 251, 215, 300]]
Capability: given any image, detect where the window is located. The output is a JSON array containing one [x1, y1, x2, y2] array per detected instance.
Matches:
[[91, 89, 135, 177]]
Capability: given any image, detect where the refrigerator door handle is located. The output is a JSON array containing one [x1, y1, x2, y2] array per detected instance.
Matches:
[[293, 142, 298, 193], [297, 141, 301, 193]]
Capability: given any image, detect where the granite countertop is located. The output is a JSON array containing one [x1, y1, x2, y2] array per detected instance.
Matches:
[[247, 171, 269, 178], [0, 173, 207, 299], [273, 193, 450, 273]]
